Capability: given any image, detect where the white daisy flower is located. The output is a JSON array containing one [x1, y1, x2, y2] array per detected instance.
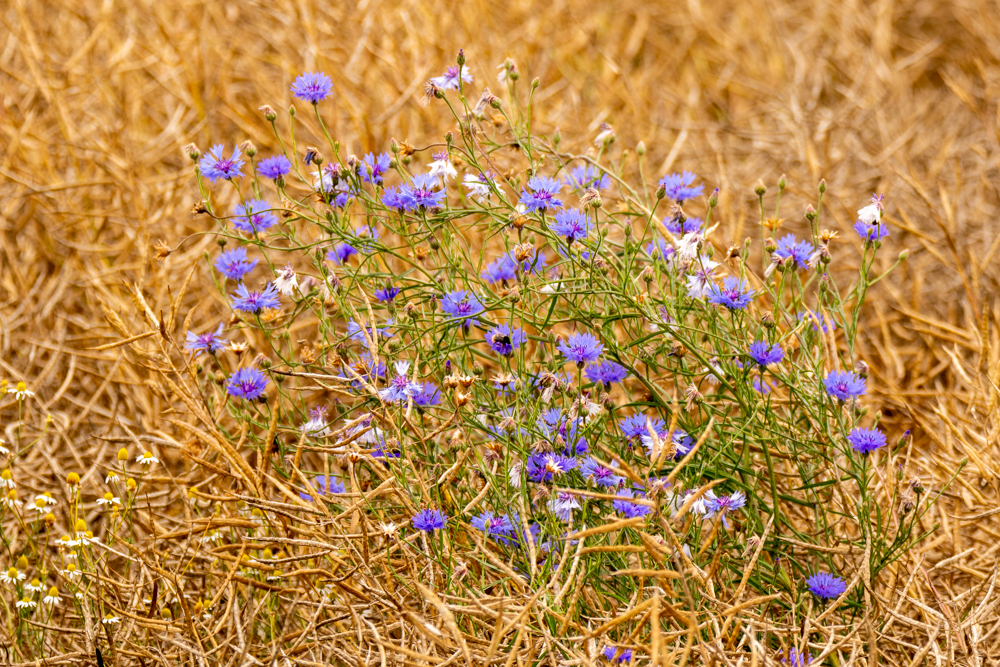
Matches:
[[136, 451, 158, 465], [59, 535, 81, 549], [0, 567, 24, 584], [43, 587, 60, 605], [13, 382, 34, 401], [35, 493, 56, 506], [61, 564, 80, 578], [25, 578, 42, 593], [15, 596, 35, 609], [105, 471, 119, 483], [102, 613, 120, 625], [0, 471, 15, 489], [97, 492, 121, 508]]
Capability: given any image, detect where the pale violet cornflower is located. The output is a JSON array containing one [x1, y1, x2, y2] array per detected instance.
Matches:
[[685, 256, 720, 299], [379, 361, 421, 403], [549, 492, 581, 522], [430, 65, 472, 90], [302, 407, 330, 438], [428, 151, 457, 183]]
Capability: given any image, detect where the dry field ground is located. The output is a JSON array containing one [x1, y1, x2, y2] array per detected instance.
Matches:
[[1, 0, 1000, 664]]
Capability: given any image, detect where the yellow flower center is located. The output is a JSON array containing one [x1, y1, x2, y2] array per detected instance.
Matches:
[[6, 567, 17, 578], [15, 382, 26, 393], [103, 492, 114, 502]]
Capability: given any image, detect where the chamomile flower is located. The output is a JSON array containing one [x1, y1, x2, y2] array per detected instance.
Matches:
[[25, 578, 42, 593], [12, 382, 33, 401], [2, 489, 22, 509], [105, 471, 120, 483], [136, 451, 158, 466], [0, 567, 23, 584], [0, 439, 8, 455], [102, 613, 120, 625], [43, 587, 60, 605], [97, 492, 121, 508], [60, 564, 80, 579], [16, 596, 35, 609], [0, 470, 13, 489], [31, 497, 49, 514]]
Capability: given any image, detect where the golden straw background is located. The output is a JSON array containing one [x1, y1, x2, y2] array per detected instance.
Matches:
[[1, 0, 999, 662]]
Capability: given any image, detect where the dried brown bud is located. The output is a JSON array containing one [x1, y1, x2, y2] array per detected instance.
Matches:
[[154, 240, 172, 262]]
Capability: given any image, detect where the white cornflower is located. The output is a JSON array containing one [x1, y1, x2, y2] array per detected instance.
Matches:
[[274, 265, 298, 296], [15, 596, 35, 609], [136, 451, 158, 465], [676, 232, 703, 261], [13, 382, 34, 401], [462, 173, 493, 201], [594, 123, 615, 147], [428, 152, 457, 183], [25, 578, 42, 593], [43, 587, 60, 605], [97, 492, 121, 508], [378, 522, 399, 539], [685, 256, 720, 299], [302, 407, 329, 438], [508, 460, 523, 489], [857, 203, 881, 225]]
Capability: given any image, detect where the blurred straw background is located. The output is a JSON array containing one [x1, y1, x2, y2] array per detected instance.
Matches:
[[2, 0, 1000, 662]]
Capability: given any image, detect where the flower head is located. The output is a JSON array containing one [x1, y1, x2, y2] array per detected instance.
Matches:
[[291, 72, 333, 103], [567, 165, 609, 191], [136, 451, 158, 465], [411, 508, 448, 532], [346, 318, 393, 348], [199, 144, 245, 182], [440, 290, 484, 330], [430, 65, 472, 91], [43, 587, 60, 606], [379, 361, 422, 403], [471, 512, 516, 543], [579, 457, 625, 487], [273, 265, 298, 296], [707, 277, 755, 310], [258, 155, 292, 180], [185, 324, 227, 356], [215, 247, 258, 281], [774, 234, 815, 270], [557, 332, 604, 366], [551, 209, 592, 244], [362, 152, 391, 185], [400, 173, 447, 210], [806, 571, 847, 599], [463, 172, 495, 201], [613, 489, 652, 518], [428, 151, 457, 183], [411, 382, 441, 407], [780, 647, 813, 667], [519, 176, 564, 214], [481, 249, 547, 284], [526, 453, 577, 483], [299, 475, 345, 502], [232, 199, 278, 235], [584, 359, 628, 387], [704, 490, 746, 528], [665, 215, 704, 236], [374, 285, 400, 303], [847, 426, 887, 454], [226, 367, 269, 401], [748, 341, 784, 368], [485, 324, 526, 357], [549, 492, 581, 522], [659, 171, 703, 202], [602, 647, 633, 663], [231, 283, 281, 314], [823, 370, 866, 401]]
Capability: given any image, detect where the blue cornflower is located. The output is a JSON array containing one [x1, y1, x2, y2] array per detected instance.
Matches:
[[298, 475, 345, 502], [471, 512, 516, 543], [327, 244, 357, 264], [400, 173, 446, 210], [585, 360, 628, 387], [612, 489, 652, 518], [619, 414, 668, 441], [824, 370, 866, 400], [704, 490, 747, 528], [291, 71, 333, 103], [525, 452, 577, 483], [199, 144, 245, 182], [226, 367, 269, 401], [659, 171, 703, 202], [797, 310, 836, 333], [707, 277, 755, 310], [327, 226, 380, 265], [641, 427, 695, 460], [854, 219, 889, 244], [602, 647, 633, 663], [430, 65, 472, 90], [379, 361, 422, 403], [257, 155, 292, 180], [519, 176, 564, 213], [381, 187, 408, 212], [775, 234, 815, 270], [411, 382, 441, 407], [347, 318, 393, 348], [485, 324, 526, 357], [349, 353, 387, 384], [551, 209, 591, 243], [411, 508, 448, 532], [481, 250, 547, 284], [665, 215, 704, 236], [806, 572, 847, 599], [362, 152, 391, 185], [232, 199, 278, 235], [184, 324, 227, 356], [440, 290, 484, 329], [579, 457, 624, 487], [374, 285, 401, 303], [754, 376, 774, 394], [231, 283, 281, 313], [557, 332, 604, 366], [567, 164, 609, 190], [748, 341, 784, 368], [781, 647, 813, 667], [215, 247, 258, 281], [549, 492, 581, 522], [847, 426, 887, 454]]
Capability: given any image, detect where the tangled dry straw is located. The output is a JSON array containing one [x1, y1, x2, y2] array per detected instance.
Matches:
[[1, 0, 999, 664]]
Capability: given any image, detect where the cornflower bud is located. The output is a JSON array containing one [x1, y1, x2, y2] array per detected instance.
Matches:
[[636, 141, 646, 156], [754, 180, 767, 196], [259, 104, 277, 121], [818, 179, 827, 193], [778, 174, 787, 191], [241, 141, 257, 158], [183, 143, 200, 161], [708, 188, 719, 208], [457, 49, 466, 67]]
